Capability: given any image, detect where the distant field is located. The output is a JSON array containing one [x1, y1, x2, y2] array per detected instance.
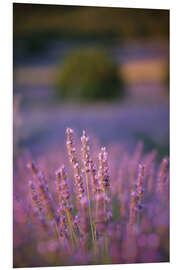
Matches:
[[14, 57, 167, 86]]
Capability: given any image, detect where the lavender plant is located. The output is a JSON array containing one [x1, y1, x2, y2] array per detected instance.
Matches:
[[13, 128, 169, 267]]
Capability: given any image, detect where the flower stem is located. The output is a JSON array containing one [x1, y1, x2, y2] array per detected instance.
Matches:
[[94, 199, 98, 240], [104, 232, 110, 264], [66, 209, 78, 247], [85, 173, 95, 242]]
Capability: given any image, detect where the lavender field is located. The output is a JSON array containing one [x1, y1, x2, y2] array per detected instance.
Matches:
[[14, 127, 169, 267], [13, 4, 169, 268], [14, 99, 169, 158]]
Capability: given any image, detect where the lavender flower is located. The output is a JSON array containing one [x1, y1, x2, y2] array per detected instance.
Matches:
[[66, 128, 85, 201], [157, 157, 169, 195], [13, 129, 169, 267]]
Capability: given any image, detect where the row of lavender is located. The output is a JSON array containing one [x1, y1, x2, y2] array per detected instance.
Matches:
[[13, 128, 169, 267]]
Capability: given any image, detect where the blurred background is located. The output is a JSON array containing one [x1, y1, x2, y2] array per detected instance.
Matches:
[[13, 3, 169, 160]]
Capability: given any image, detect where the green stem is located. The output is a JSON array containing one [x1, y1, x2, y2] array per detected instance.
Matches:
[[93, 240, 99, 264], [66, 209, 78, 247], [94, 198, 98, 240], [52, 218, 63, 243], [85, 173, 95, 242], [104, 232, 110, 264]]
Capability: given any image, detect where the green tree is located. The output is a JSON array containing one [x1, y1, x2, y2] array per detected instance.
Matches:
[[55, 47, 124, 101]]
